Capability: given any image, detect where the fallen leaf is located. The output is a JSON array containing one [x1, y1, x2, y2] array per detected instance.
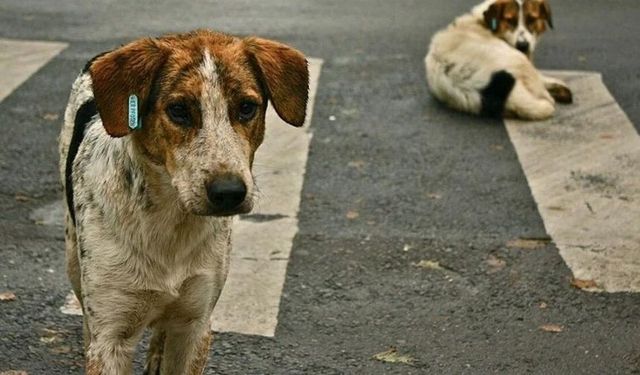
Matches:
[[42, 113, 59, 121], [538, 302, 548, 309], [50, 345, 71, 354], [14, 193, 31, 203], [506, 238, 550, 250], [426, 192, 442, 200], [0, 371, 29, 375], [372, 347, 414, 365], [599, 133, 615, 140], [570, 278, 598, 290], [490, 144, 504, 151], [414, 260, 443, 271], [346, 210, 359, 220], [486, 255, 506, 274], [347, 160, 365, 170], [539, 324, 564, 333], [0, 291, 16, 301], [40, 328, 65, 345]]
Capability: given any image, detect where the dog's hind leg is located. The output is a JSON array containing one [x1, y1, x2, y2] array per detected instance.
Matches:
[[505, 81, 556, 120]]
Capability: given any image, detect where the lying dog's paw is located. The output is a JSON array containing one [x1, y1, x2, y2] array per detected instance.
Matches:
[[547, 84, 573, 104]]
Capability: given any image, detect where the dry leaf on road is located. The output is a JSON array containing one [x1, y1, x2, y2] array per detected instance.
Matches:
[[506, 238, 550, 250], [42, 113, 59, 121], [486, 255, 506, 274], [372, 347, 414, 365], [0, 291, 16, 301], [570, 278, 598, 290], [346, 210, 360, 220], [413, 260, 444, 271], [539, 324, 564, 333]]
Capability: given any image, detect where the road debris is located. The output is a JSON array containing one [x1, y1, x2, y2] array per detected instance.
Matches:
[[539, 324, 564, 333], [372, 347, 415, 365], [570, 278, 598, 290], [0, 291, 16, 301], [506, 237, 551, 250], [486, 255, 506, 274], [413, 260, 444, 271], [346, 210, 360, 220]]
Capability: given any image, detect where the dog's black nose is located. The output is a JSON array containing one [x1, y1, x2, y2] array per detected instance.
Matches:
[[515, 41, 530, 54], [206, 176, 247, 212]]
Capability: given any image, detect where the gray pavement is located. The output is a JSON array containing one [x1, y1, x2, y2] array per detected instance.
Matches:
[[1, 1, 640, 374]]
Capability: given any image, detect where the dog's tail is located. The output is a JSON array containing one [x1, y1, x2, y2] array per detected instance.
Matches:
[[480, 70, 516, 117]]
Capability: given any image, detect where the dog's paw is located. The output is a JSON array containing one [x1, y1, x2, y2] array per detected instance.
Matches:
[[547, 84, 573, 104]]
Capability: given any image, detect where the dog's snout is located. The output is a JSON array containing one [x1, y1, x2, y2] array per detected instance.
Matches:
[[206, 175, 247, 213], [515, 40, 530, 55]]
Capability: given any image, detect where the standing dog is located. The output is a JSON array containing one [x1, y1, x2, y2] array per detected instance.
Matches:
[[425, 0, 572, 120], [58, 30, 309, 374]]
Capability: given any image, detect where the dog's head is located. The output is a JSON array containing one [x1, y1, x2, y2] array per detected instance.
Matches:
[[482, 0, 553, 57], [88, 30, 309, 216]]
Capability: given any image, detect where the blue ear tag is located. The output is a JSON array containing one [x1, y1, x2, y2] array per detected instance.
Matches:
[[128, 94, 142, 130], [491, 18, 498, 31]]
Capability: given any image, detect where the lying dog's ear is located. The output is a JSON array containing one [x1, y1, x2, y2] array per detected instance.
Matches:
[[244, 38, 309, 127], [89, 39, 168, 137], [483, 2, 505, 32], [540, 0, 553, 29]]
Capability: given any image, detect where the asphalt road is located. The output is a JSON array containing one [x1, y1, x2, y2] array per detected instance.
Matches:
[[1, 0, 640, 373]]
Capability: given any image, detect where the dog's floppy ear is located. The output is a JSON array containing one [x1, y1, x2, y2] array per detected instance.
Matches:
[[540, 0, 554, 29], [244, 37, 309, 127], [483, 2, 505, 32], [89, 38, 168, 137]]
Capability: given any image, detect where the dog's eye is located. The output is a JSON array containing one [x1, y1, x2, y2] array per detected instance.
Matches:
[[166, 103, 191, 126], [238, 101, 258, 122]]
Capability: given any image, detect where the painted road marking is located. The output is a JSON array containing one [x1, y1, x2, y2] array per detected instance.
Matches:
[[506, 71, 640, 293], [0, 39, 68, 102], [57, 58, 323, 337], [212, 58, 323, 336]]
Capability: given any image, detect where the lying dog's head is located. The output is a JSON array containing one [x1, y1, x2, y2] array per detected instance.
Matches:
[[482, 0, 553, 57], [88, 30, 309, 216]]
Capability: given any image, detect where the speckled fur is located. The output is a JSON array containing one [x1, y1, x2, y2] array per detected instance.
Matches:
[[59, 30, 309, 374]]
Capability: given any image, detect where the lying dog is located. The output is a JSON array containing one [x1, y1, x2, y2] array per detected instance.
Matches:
[[58, 30, 309, 374], [425, 0, 572, 120]]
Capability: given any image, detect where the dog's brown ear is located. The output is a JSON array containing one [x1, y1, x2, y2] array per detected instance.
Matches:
[[540, 0, 553, 29], [89, 39, 168, 137], [244, 37, 309, 127], [484, 2, 505, 32]]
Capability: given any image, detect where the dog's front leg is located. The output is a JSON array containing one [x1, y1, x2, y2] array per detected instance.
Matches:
[[156, 274, 224, 375], [160, 320, 213, 375], [82, 289, 154, 375]]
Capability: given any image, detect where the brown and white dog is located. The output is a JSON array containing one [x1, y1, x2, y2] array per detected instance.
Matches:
[[58, 30, 308, 374], [425, 0, 572, 120]]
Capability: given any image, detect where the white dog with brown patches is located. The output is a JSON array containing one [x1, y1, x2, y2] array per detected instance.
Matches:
[[425, 0, 572, 120], [58, 30, 308, 374]]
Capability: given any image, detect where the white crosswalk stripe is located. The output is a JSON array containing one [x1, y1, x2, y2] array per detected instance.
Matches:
[[506, 71, 640, 292], [0, 38, 67, 102]]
